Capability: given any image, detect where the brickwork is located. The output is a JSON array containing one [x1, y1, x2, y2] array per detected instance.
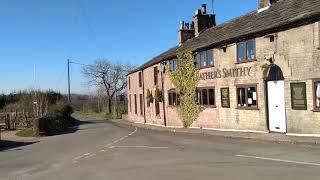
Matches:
[[127, 22, 320, 134]]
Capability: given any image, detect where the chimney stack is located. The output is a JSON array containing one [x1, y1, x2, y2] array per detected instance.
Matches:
[[178, 21, 195, 46], [194, 4, 216, 37], [201, 4, 207, 14], [259, 0, 279, 10], [178, 3, 216, 45]]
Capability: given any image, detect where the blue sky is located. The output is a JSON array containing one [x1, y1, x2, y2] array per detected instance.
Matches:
[[0, 0, 257, 94]]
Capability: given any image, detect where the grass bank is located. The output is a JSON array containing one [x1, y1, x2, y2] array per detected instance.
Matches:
[[73, 111, 112, 121]]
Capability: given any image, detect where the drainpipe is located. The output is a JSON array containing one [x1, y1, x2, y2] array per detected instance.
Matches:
[[160, 63, 167, 127], [142, 69, 146, 124]]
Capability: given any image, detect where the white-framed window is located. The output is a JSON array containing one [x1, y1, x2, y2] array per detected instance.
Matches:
[[236, 84, 258, 109], [237, 40, 256, 63], [168, 89, 180, 106], [195, 49, 214, 68], [313, 79, 320, 111], [196, 87, 215, 107], [169, 59, 178, 71]]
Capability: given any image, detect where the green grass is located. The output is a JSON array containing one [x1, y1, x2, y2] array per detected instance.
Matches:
[[16, 128, 35, 137], [73, 111, 112, 121]]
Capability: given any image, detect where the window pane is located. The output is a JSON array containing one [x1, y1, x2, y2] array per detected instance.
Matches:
[[174, 59, 178, 71], [170, 59, 178, 71], [139, 72, 142, 87], [207, 50, 214, 66], [154, 67, 158, 85], [140, 94, 143, 115], [129, 95, 132, 112], [237, 88, 246, 107], [134, 94, 137, 114], [168, 93, 173, 106], [316, 81, 320, 108], [208, 89, 215, 106], [196, 54, 200, 68], [155, 102, 160, 115], [237, 43, 245, 62], [247, 86, 257, 107], [196, 90, 201, 104], [246, 40, 255, 60], [202, 89, 208, 105], [172, 60, 175, 71], [200, 51, 207, 67], [172, 93, 177, 105]]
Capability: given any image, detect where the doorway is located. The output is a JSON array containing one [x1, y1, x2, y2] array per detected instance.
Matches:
[[266, 65, 287, 133]]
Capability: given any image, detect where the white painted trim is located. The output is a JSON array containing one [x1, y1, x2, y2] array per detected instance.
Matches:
[[166, 125, 183, 129], [189, 127, 201, 129], [191, 127, 269, 134], [145, 123, 165, 127], [133, 122, 183, 129], [134, 122, 145, 125], [133, 121, 320, 137], [286, 133, 320, 138], [257, 6, 270, 13]]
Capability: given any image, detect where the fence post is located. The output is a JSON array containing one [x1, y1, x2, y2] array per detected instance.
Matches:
[[33, 118, 40, 136]]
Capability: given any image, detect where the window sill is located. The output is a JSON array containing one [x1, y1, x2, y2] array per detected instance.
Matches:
[[235, 59, 257, 64], [236, 107, 259, 110], [312, 109, 320, 112], [201, 105, 217, 109]]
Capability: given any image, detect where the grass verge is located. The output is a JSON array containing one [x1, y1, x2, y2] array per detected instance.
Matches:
[[73, 111, 112, 121], [16, 128, 35, 137]]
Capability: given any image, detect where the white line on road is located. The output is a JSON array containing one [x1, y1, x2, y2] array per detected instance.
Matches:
[[73, 153, 91, 161], [109, 146, 169, 149], [103, 127, 138, 149], [73, 127, 139, 164], [236, 154, 320, 166]]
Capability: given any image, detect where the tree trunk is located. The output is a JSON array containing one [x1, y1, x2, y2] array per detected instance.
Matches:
[[108, 99, 112, 114]]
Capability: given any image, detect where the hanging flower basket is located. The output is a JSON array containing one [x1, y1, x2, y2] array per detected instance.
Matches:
[[154, 86, 163, 102], [146, 89, 154, 103]]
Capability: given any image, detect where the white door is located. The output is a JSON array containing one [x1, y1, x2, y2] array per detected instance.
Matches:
[[268, 80, 286, 133]]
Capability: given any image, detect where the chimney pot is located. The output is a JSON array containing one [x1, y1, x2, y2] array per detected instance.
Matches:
[[186, 23, 190, 29], [202, 4, 207, 14], [191, 21, 195, 29], [195, 9, 201, 15]]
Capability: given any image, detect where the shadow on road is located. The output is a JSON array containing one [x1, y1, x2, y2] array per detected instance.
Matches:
[[0, 140, 39, 151], [55, 119, 104, 135]]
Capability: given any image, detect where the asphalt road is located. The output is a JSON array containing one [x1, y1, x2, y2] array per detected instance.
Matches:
[[1, 120, 320, 180]]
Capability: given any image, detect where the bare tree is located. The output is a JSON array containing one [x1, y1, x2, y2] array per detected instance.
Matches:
[[82, 59, 134, 114]]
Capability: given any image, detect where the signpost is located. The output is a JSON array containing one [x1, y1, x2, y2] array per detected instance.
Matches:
[[221, 88, 230, 108]]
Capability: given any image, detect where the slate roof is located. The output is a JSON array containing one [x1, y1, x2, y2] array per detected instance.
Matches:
[[128, 0, 320, 75]]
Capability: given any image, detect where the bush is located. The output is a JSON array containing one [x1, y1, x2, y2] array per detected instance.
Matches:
[[40, 101, 75, 135]]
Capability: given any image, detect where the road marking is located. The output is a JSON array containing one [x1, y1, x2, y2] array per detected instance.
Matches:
[[73, 153, 92, 163], [109, 146, 169, 149], [103, 127, 138, 148], [236, 154, 320, 166], [73, 127, 138, 164], [128, 128, 138, 136]]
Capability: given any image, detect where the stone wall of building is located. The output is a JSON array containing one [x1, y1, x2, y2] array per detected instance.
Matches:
[[275, 22, 320, 134], [127, 71, 144, 123], [127, 21, 320, 134]]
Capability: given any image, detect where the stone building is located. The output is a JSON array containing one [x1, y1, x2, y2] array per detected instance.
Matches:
[[127, 0, 320, 134]]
